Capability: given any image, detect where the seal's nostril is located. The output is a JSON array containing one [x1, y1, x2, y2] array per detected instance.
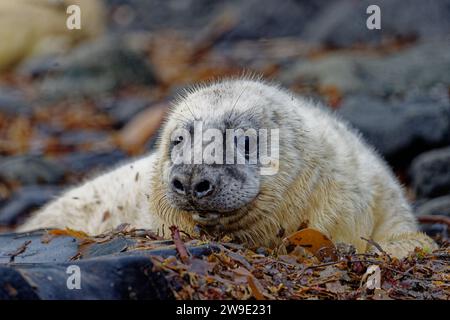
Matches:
[[172, 178, 185, 194], [193, 180, 214, 199], [195, 180, 210, 193]]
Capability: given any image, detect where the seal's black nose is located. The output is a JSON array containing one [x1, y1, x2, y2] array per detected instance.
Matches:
[[193, 179, 214, 199], [171, 177, 186, 195]]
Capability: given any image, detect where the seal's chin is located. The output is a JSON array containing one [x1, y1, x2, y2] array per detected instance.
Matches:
[[189, 206, 249, 227], [191, 212, 221, 225], [186, 192, 260, 226]]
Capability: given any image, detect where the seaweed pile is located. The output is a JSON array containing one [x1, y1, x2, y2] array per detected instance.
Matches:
[[47, 225, 450, 300]]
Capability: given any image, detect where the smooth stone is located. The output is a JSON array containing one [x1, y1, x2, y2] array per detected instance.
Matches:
[[98, 97, 151, 127], [410, 147, 450, 199], [338, 97, 450, 165], [415, 196, 450, 217], [0, 186, 60, 225], [0, 256, 173, 300], [0, 155, 65, 185], [59, 150, 127, 173], [33, 35, 157, 100]]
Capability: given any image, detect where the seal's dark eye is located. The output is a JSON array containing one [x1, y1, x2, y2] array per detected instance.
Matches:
[[173, 136, 183, 146], [244, 136, 250, 160], [234, 136, 251, 160]]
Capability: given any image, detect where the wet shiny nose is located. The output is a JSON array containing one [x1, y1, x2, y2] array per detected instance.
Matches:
[[171, 177, 186, 195], [193, 179, 214, 199]]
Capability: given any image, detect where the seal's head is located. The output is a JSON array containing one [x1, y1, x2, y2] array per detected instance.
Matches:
[[150, 79, 306, 245]]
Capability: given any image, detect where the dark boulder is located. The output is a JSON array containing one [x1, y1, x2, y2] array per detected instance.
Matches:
[[0, 87, 30, 115], [0, 267, 40, 299], [105, 0, 450, 46], [419, 223, 448, 239], [59, 150, 127, 173], [0, 256, 173, 300], [414, 195, 450, 239], [281, 40, 450, 99], [0, 230, 220, 299], [57, 130, 110, 150], [0, 230, 219, 264], [98, 97, 151, 127], [0, 155, 65, 185], [106, 0, 329, 41], [415, 195, 450, 218], [302, 0, 450, 47], [0, 186, 60, 226], [410, 147, 450, 199], [0, 230, 78, 264], [24, 35, 157, 101], [338, 97, 450, 165]]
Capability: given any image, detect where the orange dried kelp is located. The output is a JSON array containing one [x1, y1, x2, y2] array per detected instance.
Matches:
[[144, 227, 450, 300]]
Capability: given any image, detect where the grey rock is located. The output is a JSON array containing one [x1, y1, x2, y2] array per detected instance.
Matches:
[[106, 0, 450, 46], [29, 35, 157, 100], [0, 186, 60, 225], [0, 230, 222, 299], [106, 0, 328, 41], [338, 96, 450, 165], [30, 128, 110, 155], [219, 0, 327, 42], [0, 256, 172, 300], [281, 53, 364, 93], [0, 87, 30, 115], [17, 55, 60, 79], [302, 0, 450, 47], [0, 267, 40, 299], [57, 130, 110, 148], [0, 230, 219, 264], [419, 223, 448, 239], [363, 41, 450, 98], [0, 230, 77, 264], [410, 147, 450, 199], [59, 150, 127, 173], [0, 155, 65, 185], [415, 195, 450, 217], [99, 97, 151, 126], [106, 0, 224, 33], [281, 40, 450, 98]]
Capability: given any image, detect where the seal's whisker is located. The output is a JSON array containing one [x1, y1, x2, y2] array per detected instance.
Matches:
[[232, 103, 260, 123], [228, 84, 249, 122], [170, 109, 192, 123], [184, 101, 199, 121], [170, 114, 189, 125]]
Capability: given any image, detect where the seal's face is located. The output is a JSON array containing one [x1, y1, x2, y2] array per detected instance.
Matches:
[[156, 81, 280, 227], [152, 79, 290, 240], [164, 116, 262, 225]]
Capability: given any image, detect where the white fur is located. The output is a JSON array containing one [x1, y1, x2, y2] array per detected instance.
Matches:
[[18, 154, 163, 235]]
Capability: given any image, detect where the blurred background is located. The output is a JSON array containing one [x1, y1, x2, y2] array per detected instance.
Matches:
[[0, 0, 449, 237]]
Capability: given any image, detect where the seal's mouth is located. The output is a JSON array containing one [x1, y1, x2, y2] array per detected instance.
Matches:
[[190, 192, 260, 226], [192, 212, 221, 225], [191, 209, 244, 227]]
